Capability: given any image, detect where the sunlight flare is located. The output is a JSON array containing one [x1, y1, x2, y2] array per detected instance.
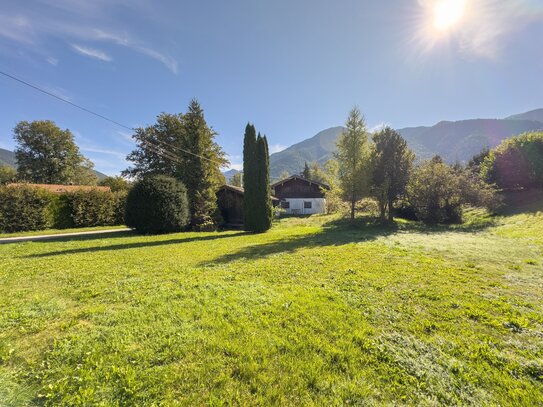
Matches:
[[433, 0, 467, 31]]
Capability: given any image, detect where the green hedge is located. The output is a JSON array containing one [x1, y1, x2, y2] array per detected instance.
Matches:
[[0, 185, 53, 232], [0, 186, 128, 233]]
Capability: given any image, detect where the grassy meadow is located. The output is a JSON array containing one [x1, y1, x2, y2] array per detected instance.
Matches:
[[1, 197, 542, 405]]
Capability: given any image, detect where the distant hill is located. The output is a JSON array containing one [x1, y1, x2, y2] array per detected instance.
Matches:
[[0, 148, 108, 180], [223, 168, 241, 182], [269, 127, 345, 177], [268, 109, 543, 176]]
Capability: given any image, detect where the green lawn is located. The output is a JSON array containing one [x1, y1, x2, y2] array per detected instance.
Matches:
[[0, 225, 127, 239], [0, 209, 542, 405]]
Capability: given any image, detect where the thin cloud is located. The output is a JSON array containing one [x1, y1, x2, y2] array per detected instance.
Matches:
[[93, 29, 178, 73], [80, 145, 127, 160], [47, 56, 58, 66], [71, 43, 112, 61]]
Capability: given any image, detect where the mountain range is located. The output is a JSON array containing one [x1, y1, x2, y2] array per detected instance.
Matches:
[[267, 108, 543, 177], [0, 148, 108, 180]]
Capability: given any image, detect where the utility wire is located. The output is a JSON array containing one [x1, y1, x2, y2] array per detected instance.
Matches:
[[0, 70, 228, 168]]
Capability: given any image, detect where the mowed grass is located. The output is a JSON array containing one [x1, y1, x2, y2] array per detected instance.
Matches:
[[1, 208, 542, 405]]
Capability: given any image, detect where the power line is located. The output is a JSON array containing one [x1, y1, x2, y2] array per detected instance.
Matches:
[[0, 70, 229, 168]]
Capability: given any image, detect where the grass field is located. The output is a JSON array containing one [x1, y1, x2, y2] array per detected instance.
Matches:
[[1, 203, 542, 405], [0, 225, 127, 239]]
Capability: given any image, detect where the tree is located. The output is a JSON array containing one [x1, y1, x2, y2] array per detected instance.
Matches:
[[407, 157, 463, 224], [278, 170, 290, 181], [0, 165, 17, 185], [99, 176, 131, 192], [335, 107, 371, 221], [302, 161, 311, 179], [181, 99, 227, 229], [230, 172, 243, 187], [370, 127, 414, 221], [322, 159, 345, 214], [254, 134, 273, 232], [481, 132, 543, 189], [14, 120, 97, 185], [243, 124, 258, 231], [125, 175, 189, 234], [309, 161, 328, 184], [123, 100, 228, 230]]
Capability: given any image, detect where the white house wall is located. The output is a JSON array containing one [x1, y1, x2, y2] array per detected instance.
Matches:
[[283, 198, 326, 215]]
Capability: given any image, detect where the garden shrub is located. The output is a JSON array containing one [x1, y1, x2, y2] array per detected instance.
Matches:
[[64, 189, 118, 227], [481, 131, 543, 189], [0, 185, 53, 232], [125, 175, 189, 234]]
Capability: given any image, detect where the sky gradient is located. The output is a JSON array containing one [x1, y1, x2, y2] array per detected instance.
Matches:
[[1, 0, 542, 175]]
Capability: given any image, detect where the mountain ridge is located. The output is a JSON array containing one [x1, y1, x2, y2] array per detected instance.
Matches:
[[268, 109, 543, 177]]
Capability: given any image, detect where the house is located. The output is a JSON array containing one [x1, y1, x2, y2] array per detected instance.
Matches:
[[216, 184, 280, 227], [271, 175, 330, 215], [7, 183, 111, 193]]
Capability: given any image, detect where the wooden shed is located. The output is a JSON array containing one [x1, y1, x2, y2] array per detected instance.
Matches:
[[217, 185, 280, 228]]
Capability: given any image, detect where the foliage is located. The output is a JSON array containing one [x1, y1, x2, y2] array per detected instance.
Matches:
[[1, 213, 542, 405], [335, 107, 371, 220], [0, 185, 52, 232], [321, 159, 346, 214], [254, 134, 273, 232], [277, 170, 290, 181], [243, 125, 272, 232], [481, 131, 543, 189], [370, 127, 415, 221], [243, 124, 258, 231], [0, 165, 17, 185], [99, 176, 131, 192], [125, 175, 189, 234], [13, 120, 97, 185], [302, 161, 311, 179], [230, 172, 242, 187], [467, 147, 490, 174], [123, 101, 227, 230], [407, 157, 464, 224], [64, 189, 125, 228]]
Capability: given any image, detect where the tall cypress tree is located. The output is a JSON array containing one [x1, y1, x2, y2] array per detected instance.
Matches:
[[256, 134, 273, 232], [243, 124, 257, 231]]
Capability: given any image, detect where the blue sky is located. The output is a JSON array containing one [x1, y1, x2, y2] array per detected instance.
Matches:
[[1, 0, 542, 175]]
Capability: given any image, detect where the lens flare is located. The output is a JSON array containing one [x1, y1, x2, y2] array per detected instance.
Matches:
[[433, 0, 467, 31]]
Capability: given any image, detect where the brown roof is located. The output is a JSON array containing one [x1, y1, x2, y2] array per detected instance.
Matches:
[[270, 175, 330, 190], [219, 184, 280, 202], [7, 183, 111, 193]]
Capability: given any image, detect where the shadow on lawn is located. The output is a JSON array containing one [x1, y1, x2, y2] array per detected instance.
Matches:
[[204, 215, 495, 265], [26, 231, 248, 258]]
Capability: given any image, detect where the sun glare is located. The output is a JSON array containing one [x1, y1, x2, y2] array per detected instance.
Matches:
[[433, 0, 467, 31]]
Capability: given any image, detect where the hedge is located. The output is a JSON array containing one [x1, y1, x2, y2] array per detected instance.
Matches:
[[0, 186, 128, 233], [0, 185, 53, 232]]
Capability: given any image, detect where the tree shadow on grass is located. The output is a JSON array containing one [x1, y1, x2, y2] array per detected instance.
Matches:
[[26, 231, 249, 258], [204, 215, 497, 266]]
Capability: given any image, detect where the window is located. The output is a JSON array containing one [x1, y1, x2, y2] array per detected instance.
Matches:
[[281, 201, 290, 209], [304, 201, 312, 209]]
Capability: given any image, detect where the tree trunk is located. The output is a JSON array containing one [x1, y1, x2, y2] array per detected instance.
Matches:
[[388, 198, 394, 222], [350, 198, 355, 222], [379, 199, 386, 221]]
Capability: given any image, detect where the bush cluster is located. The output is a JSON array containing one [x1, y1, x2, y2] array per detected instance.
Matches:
[[0, 185, 128, 233], [125, 175, 189, 234], [0, 185, 53, 232]]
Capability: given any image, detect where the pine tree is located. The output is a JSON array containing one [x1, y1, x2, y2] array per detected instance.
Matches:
[[180, 99, 226, 230], [302, 161, 311, 179], [243, 124, 258, 231]]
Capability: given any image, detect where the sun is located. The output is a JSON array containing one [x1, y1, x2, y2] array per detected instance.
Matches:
[[433, 0, 467, 31]]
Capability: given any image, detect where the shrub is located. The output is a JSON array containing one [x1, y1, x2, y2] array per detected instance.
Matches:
[[407, 157, 463, 224], [481, 132, 543, 189], [125, 175, 189, 234], [63, 189, 118, 227], [0, 185, 53, 232]]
